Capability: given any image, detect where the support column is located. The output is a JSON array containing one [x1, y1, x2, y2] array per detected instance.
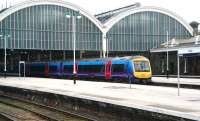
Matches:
[[37, 52, 41, 61], [27, 53, 30, 62], [49, 51, 52, 61], [19, 53, 21, 62], [10, 54, 14, 71], [100, 51, 103, 58], [102, 33, 107, 58], [80, 50, 84, 59], [63, 51, 66, 60], [177, 54, 180, 96]]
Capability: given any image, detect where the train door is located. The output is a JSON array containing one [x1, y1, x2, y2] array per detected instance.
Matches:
[[105, 61, 112, 80]]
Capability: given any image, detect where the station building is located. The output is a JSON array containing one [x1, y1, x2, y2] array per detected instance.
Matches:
[[151, 35, 200, 76], [0, 0, 196, 76]]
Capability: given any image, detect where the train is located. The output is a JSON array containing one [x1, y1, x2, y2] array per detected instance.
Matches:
[[25, 56, 152, 84]]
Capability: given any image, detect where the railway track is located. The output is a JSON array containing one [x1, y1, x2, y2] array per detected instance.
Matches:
[[0, 102, 48, 121], [0, 113, 18, 121], [0, 94, 93, 121]]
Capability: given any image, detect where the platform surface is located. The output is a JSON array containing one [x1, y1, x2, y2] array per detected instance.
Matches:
[[152, 77, 200, 85], [0, 77, 199, 121]]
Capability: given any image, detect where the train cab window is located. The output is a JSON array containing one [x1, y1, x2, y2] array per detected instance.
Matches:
[[49, 66, 57, 73], [112, 64, 125, 73], [134, 61, 150, 72]]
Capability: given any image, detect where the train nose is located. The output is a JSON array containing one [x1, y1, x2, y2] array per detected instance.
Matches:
[[145, 73, 152, 78], [134, 72, 151, 79]]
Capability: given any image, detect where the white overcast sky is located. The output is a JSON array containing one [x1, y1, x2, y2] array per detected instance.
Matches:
[[0, 0, 200, 23]]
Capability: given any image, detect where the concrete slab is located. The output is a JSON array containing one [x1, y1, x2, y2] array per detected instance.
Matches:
[[0, 77, 199, 121], [152, 77, 200, 85]]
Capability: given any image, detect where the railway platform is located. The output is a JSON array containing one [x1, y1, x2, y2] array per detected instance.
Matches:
[[0, 77, 199, 121], [152, 77, 200, 85]]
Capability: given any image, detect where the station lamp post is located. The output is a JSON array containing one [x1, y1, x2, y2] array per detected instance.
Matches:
[[66, 11, 81, 84], [105, 35, 112, 58], [0, 34, 11, 78], [166, 31, 169, 79], [106, 36, 109, 58]]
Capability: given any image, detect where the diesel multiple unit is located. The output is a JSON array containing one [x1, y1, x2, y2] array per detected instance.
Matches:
[[26, 56, 152, 83]]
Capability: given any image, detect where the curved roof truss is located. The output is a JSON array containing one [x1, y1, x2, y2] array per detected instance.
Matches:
[[0, 0, 104, 32], [103, 6, 193, 35], [0, 2, 193, 36]]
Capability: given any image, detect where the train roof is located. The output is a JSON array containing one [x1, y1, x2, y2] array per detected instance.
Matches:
[[26, 56, 149, 64], [78, 56, 149, 62], [131, 56, 150, 61]]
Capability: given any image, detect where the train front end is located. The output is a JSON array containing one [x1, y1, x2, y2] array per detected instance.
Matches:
[[132, 57, 152, 83]]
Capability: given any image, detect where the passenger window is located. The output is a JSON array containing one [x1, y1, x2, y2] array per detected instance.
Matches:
[[78, 65, 104, 73], [63, 65, 73, 73], [112, 64, 125, 73], [49, 66, 57, 73]]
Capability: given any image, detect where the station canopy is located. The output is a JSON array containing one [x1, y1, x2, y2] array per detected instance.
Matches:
[[178, 47, 200, 57]]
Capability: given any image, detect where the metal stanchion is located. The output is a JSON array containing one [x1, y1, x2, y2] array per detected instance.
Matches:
[[177, 54, 180, 96]]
